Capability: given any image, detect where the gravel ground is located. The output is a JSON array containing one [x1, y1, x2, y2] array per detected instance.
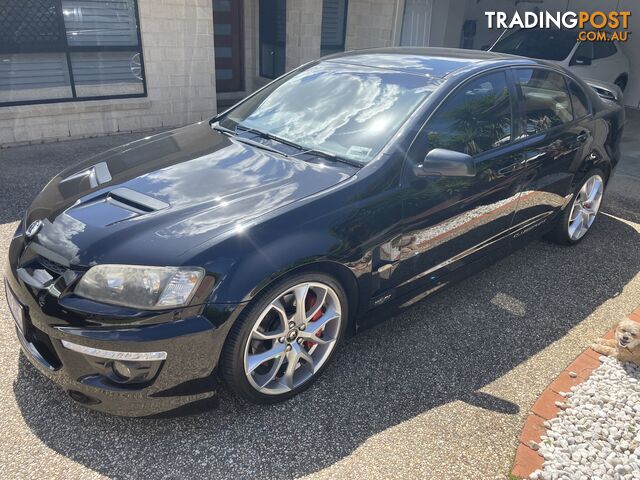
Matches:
[[532, 357, 640, 480], [0, 126, 639, 479]]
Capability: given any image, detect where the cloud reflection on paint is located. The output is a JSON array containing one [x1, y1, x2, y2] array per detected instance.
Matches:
[[234, 62, 438, 162]]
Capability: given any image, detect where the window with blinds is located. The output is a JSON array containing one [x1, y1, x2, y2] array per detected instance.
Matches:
[[259, 0, 286, 79], [0, 0, 146, 106], [321, 0, 348, 57]]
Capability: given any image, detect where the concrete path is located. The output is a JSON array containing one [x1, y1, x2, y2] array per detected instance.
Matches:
[[0, 112, 638, 479]]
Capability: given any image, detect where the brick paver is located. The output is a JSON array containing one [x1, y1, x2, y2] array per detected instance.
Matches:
[[510, 305, 640, 479]]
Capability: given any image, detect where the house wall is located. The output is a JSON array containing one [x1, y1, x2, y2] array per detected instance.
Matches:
[[286, 0, 323, 71], [0, 0, 217, 147], [345, 0, 404, 50]]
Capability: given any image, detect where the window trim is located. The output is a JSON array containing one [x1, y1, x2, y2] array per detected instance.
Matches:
[[0, 0, 147, 108]]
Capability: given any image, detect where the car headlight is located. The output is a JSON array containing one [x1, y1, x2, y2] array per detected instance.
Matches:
[[75, 265, 205, 310]]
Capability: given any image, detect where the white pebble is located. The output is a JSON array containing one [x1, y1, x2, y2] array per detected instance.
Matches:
[[531, 357, 640, 478]]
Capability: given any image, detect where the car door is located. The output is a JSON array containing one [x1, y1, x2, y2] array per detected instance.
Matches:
[[508, 67, 595, 244], [371, 70, 527, 302]]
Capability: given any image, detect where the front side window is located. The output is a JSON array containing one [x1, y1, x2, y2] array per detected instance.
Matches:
[[0, 0, 146, 106], [219, 62, 438, 163], [321, 0, 348, 57], [514, 69, 572, 138], [425, 71, 512, 156], [259, 0, 286, 79]]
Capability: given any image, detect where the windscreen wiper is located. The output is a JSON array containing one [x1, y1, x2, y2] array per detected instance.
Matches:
[[212, 124, 288, 157], [290, 147, 363, 168], [236, 124, 363, 166], [215, 123, 361, 167]]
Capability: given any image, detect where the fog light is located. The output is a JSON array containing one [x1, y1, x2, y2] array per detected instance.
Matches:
[[111, 360, 156, 384], [112, 361, 134, 381]]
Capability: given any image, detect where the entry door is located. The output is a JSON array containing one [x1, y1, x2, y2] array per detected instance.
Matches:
[[400, 0, 433, 46], [509, 68, 594, 243], [213, 0, 243, 92], [375, 70, 525, 299]]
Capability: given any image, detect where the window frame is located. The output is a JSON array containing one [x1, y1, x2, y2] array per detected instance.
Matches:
[[0, 0, 147, 108]]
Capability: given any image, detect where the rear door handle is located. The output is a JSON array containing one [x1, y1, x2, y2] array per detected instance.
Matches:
[[576, 132, 589, 143], [497, 153, 527, 176]]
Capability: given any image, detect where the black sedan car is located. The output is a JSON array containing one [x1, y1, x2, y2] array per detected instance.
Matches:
[[5, 48, 624, 416]]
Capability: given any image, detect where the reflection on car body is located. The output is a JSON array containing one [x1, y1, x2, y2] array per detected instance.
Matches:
[[5, 48, 625, 416]]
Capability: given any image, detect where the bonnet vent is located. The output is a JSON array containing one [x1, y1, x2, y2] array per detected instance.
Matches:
[[61, 162, 112, 188], [107, 188, 169, 213]]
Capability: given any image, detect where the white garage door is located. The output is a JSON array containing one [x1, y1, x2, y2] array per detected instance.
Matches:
[[400, 0, 433, 47]]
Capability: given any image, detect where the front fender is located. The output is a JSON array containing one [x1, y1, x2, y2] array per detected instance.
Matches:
[[226, 230, 355, 302]]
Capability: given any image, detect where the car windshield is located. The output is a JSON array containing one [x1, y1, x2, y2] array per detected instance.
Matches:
[[492, 29, 577, 61], [217, 62, 439, 164]]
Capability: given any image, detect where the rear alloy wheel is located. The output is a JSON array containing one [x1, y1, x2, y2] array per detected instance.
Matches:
[[567, 174, 604, 241], [221, 273, 347, 403], [546, 170, 605, 245]]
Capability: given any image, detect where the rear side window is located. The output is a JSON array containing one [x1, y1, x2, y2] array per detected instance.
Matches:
[[568, 80, 591, 119], [593, 41, 617, 59], [574, 42, 593, 60], [514, 69, 572, 137], [425, 71, 512, 156]]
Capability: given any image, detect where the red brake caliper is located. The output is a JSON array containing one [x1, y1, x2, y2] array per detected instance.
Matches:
[[304, 290, 324, 349]]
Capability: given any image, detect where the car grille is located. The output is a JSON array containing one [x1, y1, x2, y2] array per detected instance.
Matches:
[[37, 256, 67, 277]]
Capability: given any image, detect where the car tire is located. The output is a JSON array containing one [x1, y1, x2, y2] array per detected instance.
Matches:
[[614, 75, 628, 92], [220, 271, 348, 404], [545, 169, 606, 246]]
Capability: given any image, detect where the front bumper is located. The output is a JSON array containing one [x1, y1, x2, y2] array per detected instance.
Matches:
[[5, 233, 244, 417]]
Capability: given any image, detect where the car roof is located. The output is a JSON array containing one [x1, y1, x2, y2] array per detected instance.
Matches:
[[324, 47, 529, 79]]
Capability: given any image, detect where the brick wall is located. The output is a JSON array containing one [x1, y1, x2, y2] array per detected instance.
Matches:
[[0, 0, 217, 147], [345, 0, 403, 50], [286, 0, 323, 72]]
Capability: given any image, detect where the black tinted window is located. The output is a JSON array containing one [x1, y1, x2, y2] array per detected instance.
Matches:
[[426, 72, 512, 155], [593, 41, 617, 59], [515, 69, 572, 137], [568, 80, 590, 118], [574, 42, 593, 60], [492, 29, 577, 61]]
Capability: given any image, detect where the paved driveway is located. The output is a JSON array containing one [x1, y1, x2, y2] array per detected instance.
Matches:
[[0, 116, 639, 479]]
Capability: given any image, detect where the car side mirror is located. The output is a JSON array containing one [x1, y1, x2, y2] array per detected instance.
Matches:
[[413, 148, 476, 178], [571, 55, 592, 66]]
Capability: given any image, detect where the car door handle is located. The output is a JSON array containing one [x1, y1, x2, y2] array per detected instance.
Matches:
[[497, 164, 517, 175], [576, 132, 589, 144]]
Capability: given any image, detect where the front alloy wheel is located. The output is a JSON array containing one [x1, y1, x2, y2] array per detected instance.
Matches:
[[221, 273, 347, 403]]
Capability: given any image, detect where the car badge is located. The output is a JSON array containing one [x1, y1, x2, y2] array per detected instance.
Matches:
[[25, 220, 44, 239]]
